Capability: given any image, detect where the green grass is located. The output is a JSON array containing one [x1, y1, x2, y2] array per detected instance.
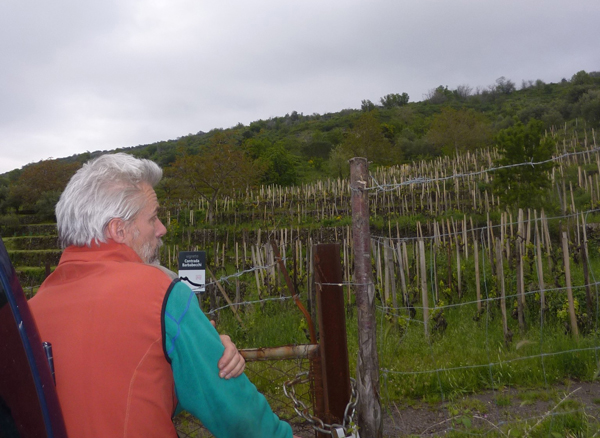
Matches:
[[495, 393, 512, 407], [518, 389, 556, 404]]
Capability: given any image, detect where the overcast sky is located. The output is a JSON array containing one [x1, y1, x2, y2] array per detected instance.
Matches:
[[1, 0, 598, 174]]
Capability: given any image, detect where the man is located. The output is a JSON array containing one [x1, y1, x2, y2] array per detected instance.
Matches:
[[29, 153, 296, 438]]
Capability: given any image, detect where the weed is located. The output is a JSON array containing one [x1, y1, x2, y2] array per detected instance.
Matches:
[[518, 389, 555, 404], [456, 398, 489, 414], [495, 394, 512, 407]]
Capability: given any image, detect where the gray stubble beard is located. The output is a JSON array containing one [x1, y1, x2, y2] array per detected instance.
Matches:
[[140, 238, 163, 265]]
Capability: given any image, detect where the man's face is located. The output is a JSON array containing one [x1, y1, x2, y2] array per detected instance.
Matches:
[[123, 183, 167, 264]]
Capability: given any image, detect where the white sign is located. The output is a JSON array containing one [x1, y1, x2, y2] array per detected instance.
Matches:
[[178, 251, 206, 293]]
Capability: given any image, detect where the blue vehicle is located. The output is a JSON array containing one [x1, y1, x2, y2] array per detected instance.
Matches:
[[0, 236, 67, 437]]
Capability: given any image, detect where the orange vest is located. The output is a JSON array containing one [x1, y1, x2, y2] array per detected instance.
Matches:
[[29, 241, 178, 438]]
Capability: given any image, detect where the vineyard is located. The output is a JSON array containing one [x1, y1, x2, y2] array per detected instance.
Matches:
[[155, 128, 600, 437], [4, 127, 600, 436]]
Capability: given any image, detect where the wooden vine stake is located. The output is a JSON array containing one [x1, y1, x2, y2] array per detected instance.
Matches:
[[349, 157, 382, 438], [495, 238, 511, 346], [471, 219, 482, 314], [384, 239, 398, 326], [419, 238, 429, 337], [534, 219, 546, 315], [561, 232, 579, 338], [580, 212, 593, 321], [394, 242, 409, 316], [455, 241, 462, 300], [516, 209, 526, 333]]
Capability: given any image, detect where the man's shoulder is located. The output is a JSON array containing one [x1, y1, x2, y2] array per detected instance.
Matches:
[[149, 264, 179, 280], [125, 262, 177, 287]]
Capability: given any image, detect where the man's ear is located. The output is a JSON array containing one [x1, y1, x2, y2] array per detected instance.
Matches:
[[105, 218, 128, 243]]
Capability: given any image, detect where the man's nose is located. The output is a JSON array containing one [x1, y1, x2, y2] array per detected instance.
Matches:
[[156, 219, 167, 238]]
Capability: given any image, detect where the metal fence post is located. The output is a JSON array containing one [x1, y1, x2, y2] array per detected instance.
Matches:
[[314, 243, 351, 432], [349, 157, 383, 438]]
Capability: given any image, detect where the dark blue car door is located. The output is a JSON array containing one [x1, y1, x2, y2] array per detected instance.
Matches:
[[0, 237, 67, 438]]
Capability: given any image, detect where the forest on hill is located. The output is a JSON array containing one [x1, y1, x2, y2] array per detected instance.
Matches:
[[0, 68, 599, 220]]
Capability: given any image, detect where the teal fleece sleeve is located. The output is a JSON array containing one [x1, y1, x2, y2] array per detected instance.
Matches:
[[164, 281, 292, 438]]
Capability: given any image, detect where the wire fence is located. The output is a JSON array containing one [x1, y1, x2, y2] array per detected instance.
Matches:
[[171, 212, 600, 435]]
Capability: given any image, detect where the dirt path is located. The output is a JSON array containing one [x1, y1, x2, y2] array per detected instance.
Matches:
[[291, 381, 600, 437]]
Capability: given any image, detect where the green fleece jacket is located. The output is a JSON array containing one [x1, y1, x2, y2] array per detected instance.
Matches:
[[164, 280, 292, 438]]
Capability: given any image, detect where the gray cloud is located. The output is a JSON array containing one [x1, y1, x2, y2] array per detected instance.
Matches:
[[1, 0, 599, 173]]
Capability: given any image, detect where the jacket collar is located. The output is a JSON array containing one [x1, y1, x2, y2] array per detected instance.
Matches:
[[61, 240, 143, 264]]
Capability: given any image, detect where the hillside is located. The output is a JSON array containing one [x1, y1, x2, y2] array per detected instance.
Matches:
[[2, 69, 600, 437], [0, 68, 599, 221]]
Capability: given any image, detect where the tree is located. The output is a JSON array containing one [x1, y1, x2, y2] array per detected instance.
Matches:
[[12, 159, 80, 213], [327, 144, 351, 179], [425, 86, 452, 104], [426, 108, 492, 156], [337, 112, 396, 165], [454, 84, 473, 100], [34, 191, 62, 220], [0, 176, 10, 214], [257, 142, 299, 186], [577, 89, 600, 127], [571, 70, 593, 86], [493, 119, 555, 209], [379, 93, 409, 109], [245, 138, 300, 186], [361, 99, 376, 112], [155, 167, 186, 204], [6, 184, 28, 213], [494, 76, 516, 95], [169, 133, 264, 223]]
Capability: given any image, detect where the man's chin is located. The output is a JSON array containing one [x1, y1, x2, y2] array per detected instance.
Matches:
[[138, 239, 163, 264]]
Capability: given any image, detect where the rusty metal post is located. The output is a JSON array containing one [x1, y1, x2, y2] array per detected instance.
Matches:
[[314, 244, 351, 429], [350, 157, 382, 438]]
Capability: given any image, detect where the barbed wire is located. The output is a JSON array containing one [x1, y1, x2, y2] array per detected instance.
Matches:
[[381, 345, 600, 377], [205, 295, 294, 315], [371, 206, 600, 246], [203, 257, 284, 288], [368, 146, 600, 193], [376, 281, 600, 314]]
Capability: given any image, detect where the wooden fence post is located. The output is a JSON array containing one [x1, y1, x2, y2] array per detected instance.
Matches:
[[349, 157, 383, 438]]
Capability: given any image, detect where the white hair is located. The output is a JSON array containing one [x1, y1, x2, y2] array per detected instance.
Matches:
[[56, 153, 163, 248]]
